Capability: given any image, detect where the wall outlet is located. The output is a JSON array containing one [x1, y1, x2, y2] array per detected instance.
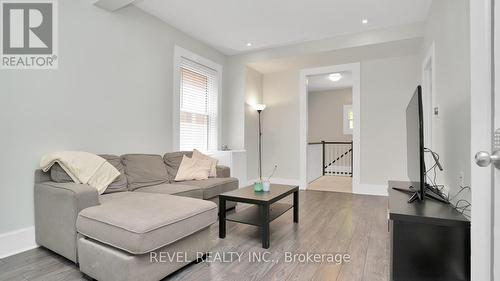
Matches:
[[440, 185, 450, 197], [458, 171, 465, 187]]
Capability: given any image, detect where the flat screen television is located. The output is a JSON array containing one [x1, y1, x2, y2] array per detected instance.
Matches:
[[395, 85, 448, 203], [405, 85, 425, 202]]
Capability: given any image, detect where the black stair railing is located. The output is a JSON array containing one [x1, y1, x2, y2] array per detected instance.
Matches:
[[321, 141, 353, 177]]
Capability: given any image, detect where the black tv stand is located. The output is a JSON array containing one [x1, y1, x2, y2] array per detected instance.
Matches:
[[389, 181, 470, 281], [392, 184, 449, 204]]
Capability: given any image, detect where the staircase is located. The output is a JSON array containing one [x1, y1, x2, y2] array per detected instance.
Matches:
[[321, 141, 353, 176]]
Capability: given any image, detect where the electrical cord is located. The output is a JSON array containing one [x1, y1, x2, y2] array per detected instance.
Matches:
[[448, 185, 471, 202], [424, 148, 446, 198], [450, 190, 471, 219], [422, 148, 472, 219]]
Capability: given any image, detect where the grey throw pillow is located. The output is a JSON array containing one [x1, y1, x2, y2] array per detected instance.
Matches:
[[100, 154, 128, 194], [163, 151, 193, 180], [49, 154, 127, 194], [122, 154, 170, 190], [50, 163, 73, 183]]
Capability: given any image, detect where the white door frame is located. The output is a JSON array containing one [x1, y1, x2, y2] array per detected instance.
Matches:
[[421, 42, 435, 152], [494, 0, 500, 277], [299, 63, 361, 191], [470, 0, 493, 280]]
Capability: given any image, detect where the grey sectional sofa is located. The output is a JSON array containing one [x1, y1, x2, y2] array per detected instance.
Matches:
[[34, 151, 238, 281]]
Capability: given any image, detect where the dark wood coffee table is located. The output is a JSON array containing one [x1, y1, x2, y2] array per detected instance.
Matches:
[[218, 184, 299, 249]]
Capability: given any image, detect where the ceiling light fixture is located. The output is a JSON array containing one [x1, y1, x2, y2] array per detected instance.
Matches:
[[362, 19, 368, 24], [328, 73, 342, 82], [252, 103, 266, 111], [246, 42, 253, 47]]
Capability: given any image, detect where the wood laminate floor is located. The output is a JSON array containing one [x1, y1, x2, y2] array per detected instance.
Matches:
[[0, 191, 389, 281], [307, 176, 353, 193]]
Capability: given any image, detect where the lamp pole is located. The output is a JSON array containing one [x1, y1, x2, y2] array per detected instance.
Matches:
[[252, 103, 266, 181], [258, 109, 263, 181]]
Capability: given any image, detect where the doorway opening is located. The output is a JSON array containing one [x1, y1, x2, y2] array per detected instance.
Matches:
[[299, 63, 361, 192], [306, 72, 353, 193]]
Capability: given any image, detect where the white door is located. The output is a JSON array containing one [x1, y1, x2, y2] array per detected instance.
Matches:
[[494, 1, 500, 278], [470, 0, 495, 280]]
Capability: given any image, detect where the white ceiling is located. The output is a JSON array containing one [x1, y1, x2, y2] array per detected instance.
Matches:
[[134, 0, 432, 55], [307, 71, 352, 92], [249, 37, 422, 74]]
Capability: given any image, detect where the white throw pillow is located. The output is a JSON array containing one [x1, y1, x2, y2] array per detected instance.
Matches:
[[192, 149, 218, 177], [174, 155, 211, 181]]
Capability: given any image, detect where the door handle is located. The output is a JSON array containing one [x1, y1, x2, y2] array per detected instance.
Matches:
[[475, 151, 500, 168]]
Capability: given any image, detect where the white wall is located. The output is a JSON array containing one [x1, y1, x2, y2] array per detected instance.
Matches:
[[308, 88, 353, 143], [260, 55, 419, 184], [244, 67, 263, 181], [307, 144, 322, 182], [228, 0, 470, 195], [223, 25, 425, 189], [0, 0, 225, 237], [422, 0, 471, 200], [261, 70, 302, 180], [360, 56, 420, 184], [222, 60, 246, 150], [222, 23, 425, 151]]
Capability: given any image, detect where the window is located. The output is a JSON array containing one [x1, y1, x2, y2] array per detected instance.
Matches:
[[343, 104, 353, 135], [178, 57, 218, 151]]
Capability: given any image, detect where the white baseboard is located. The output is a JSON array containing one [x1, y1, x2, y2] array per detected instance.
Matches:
[[270, 178, 301, 186], [246, 178, 386, 195], [353, 184, 388, 196], [245, 178, 301, 188], [244, 179, 255, 187], [0, 226, 38, 259]]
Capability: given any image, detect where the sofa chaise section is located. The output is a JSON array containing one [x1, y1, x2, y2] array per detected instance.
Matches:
[[34, 170, 99, 262], [76, 192, 216, 281], [76, 192, 216, 254], [78, 227, 210, 281], [34, 150, 239, 280]]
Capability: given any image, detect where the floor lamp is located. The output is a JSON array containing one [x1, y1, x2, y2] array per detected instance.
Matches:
[[253, 104, 266, 180]]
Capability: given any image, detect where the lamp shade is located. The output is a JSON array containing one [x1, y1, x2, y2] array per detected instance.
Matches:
[[253, 103, 266, 111]]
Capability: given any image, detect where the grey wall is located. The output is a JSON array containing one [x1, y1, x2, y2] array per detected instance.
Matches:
[[308, 88, 353, 143], [422, 0, 471, 200], [0, 0, 225, 234]]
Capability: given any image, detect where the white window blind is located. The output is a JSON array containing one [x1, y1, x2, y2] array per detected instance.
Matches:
[[179, 57, 218, 152]]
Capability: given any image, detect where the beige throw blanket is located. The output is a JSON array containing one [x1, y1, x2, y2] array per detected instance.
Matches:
[[40, 151, 120, 194]]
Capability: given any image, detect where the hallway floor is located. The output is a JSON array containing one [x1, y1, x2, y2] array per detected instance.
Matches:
[[307, 176, 352, 193], [0, 191, 388, 281]]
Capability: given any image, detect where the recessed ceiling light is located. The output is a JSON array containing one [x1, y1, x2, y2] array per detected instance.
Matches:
[[362, 19, 368, 24], [246, 42, 253, 47], [328, 73, 342, 82]]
